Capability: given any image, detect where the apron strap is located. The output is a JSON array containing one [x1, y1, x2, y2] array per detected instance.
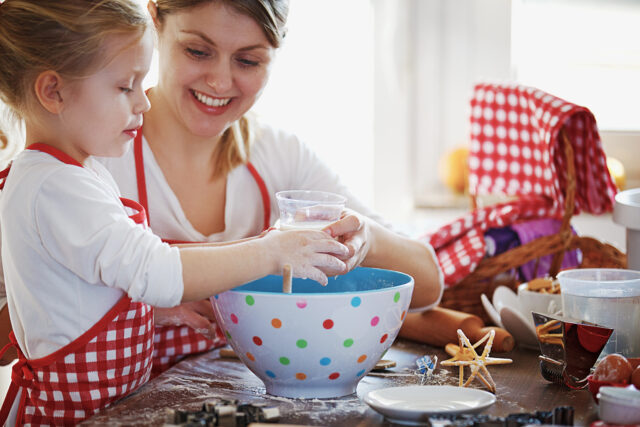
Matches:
[[134, 131, 150, 224], [245, 162, 271, 231], [134, 131, 272, 232], [0, 332, 30, 425], [121, 197, 148, 227], [26, 143, 83, 167], [0, 164, 11, 190]]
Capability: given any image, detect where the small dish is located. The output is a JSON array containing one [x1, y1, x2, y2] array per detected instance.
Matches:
[[481, 286, 538, 349], [517, 283, 562, 319], [492, 286, 520, 313], [363, 385, 496, 424], [481, 293, 503, 329], [499, 306, 538, 349]]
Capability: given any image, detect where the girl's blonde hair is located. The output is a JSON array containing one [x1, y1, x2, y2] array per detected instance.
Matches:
[[0, 0, 149, 118], [153, 0, 290, 177]]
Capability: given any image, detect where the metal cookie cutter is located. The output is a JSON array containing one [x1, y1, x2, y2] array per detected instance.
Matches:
[[532, 312, 613, 389]]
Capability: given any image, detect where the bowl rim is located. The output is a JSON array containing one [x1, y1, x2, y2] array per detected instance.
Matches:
[[557, 268, 640, 282], [227, 280, 414, 296], [224, 267, 415, 296]]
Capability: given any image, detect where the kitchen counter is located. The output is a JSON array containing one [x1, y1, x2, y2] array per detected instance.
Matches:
[[82, 339, 598, 426]]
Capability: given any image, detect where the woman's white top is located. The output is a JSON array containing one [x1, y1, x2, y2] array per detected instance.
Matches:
[[0, 150, 182, 359], [99, 121, 441, 311], [99, 120, 388, 242]]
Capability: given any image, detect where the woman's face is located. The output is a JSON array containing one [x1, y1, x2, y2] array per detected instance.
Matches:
[[154, 2, 275, 138]]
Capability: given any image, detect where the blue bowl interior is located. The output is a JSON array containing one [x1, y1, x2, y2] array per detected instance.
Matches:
[[233, 267, 412, 295]]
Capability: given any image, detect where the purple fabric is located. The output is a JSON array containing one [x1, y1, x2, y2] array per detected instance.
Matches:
[[484, 227, 520, 256], [510, 218, 581, 281]]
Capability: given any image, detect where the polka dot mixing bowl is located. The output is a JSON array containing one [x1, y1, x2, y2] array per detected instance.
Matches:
[[210, 267, 414, 398]]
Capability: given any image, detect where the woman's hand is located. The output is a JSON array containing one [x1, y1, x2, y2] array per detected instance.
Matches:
[[263, 229, 348, 285], [154, 300, 219, 340], [323, 209, 372, 272]]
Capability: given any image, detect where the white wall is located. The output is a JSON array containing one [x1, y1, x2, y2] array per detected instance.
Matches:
[[372, 0, 512, 221]]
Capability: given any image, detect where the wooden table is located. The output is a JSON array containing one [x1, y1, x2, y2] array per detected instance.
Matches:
[[82, 339, 599, 426]]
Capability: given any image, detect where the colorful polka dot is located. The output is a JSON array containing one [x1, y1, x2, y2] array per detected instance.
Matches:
[[328, 372, 340, 380], [230, 313, 238, 324], [225, 331, 232, 340], [295, 373, 307, 380], [401, 310, 406, 321], [296, 339, 307, 349], [380, 334, 388, 344], [253, 336, 263, 346], [320, 357, 331, 366], [279, 357, 290, 365], [246, 352, 255, 361], [357, 354, 367, 363], [296, 299, 307, 309], [356, 369, 365, 377], [271, 318, 282, 328], [266, 370, 276, 378], [214, 295, 219, 299], [245, 295, 255, 306], [343, 338, 354, 347], [350, 297, 361, 307], [323, 319, 334, 329], [393, 292, 400, 303], [370, 316, 379, 326]]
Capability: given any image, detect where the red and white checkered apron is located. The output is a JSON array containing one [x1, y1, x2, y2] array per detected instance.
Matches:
[[0, 143, 154, 426], [133, 132, 271, 376], [425, 83, 617, 286]]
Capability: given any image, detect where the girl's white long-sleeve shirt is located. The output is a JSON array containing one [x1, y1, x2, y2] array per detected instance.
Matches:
[[0, 150, 183, 359]]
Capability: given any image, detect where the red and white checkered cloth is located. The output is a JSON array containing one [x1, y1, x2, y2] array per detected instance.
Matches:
[[426, 83, 617, 286], [151, 324, 226, 377]]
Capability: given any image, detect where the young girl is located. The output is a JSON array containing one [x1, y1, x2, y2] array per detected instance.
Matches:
[[0, 1, 347, 424]]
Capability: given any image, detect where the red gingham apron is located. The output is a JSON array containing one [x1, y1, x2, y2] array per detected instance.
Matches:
[[133, 132, 271, 376], [425, 84, 617, 286], [0, 143, 154, 426]]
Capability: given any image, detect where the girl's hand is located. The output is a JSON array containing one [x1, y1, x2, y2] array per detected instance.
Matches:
[[323, 209, 372, 272], [263, 229, 349, 285], [154, 300, 220, 340]]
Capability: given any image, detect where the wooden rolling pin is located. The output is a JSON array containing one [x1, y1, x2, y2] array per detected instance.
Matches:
[[399, 306, 514, 353]]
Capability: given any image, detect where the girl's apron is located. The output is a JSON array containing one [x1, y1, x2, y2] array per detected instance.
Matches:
[[132, 132, 271, 376], [0, 143, 154, 425]]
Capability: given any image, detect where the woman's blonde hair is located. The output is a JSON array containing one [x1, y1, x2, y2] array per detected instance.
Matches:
[[0, 0, 149, 118], [153, 0, 290, 177]]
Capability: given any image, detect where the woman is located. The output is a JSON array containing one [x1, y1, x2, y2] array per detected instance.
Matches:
[[0, 0, 443, 372]]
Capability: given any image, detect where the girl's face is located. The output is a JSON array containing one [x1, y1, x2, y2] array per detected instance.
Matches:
[[154, 2, 275, 138], [60, 29, 153, 160]]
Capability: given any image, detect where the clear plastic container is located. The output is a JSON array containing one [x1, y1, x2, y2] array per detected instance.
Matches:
[[558, 269, 640, 357], [275, 190, 346, 231]]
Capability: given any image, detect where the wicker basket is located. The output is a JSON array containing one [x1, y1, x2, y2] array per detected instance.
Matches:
[[439, 129, 627, 324]]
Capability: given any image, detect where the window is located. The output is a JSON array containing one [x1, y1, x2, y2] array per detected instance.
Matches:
[[511, 0, 640, 131], [253, 0, 375, 205]]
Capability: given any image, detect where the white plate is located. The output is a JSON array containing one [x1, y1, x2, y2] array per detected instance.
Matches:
[[363, 385, 496, 424]]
